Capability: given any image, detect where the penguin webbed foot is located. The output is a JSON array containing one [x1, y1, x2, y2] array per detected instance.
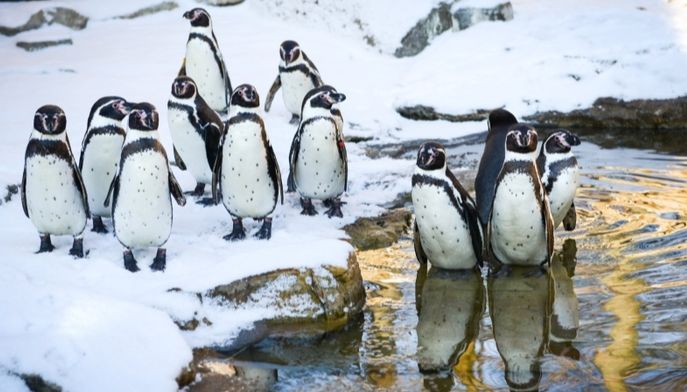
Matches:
[[324, 198, 345, 219], [223, 218, 246, 241], [289, 114, 300, 125], [150, 248, 166, 272], [91, 216, 108, 234], [37, 234, 55, 253], [489, 261, 510, 278], [254, 217, 272, 240], [524, 265, 548, 278], [300, 198, 318, 216], [123, 249, 140, 273], [185, 183, 205, 197], [69, 237, 84, 258], [195, 197, 215, 207]]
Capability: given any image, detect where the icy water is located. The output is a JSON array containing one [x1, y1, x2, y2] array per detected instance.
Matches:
[[232, 135, 687, 391]]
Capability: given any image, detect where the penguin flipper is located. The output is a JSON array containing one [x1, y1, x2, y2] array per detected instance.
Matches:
[[178, 58, 186, 76], [287, 127, 302, 192], [197, 97, 223, 171], [264, 75, 281, 113], [173, 146, 187, 170], [446, 168, 483, 265], [65, 135, 90, 218], [413, 220, 428, 265], [264, 130, 284, 205], [542, 194, 555, 265], [335, 125, 348, 192], [211, 148, 222, 205], [21, 167, 29, 218], [563, 203, 577, 231], [104, 174, 118, 208], [169, 170, 186, 207]]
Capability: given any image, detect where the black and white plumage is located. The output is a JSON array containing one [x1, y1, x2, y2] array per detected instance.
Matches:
[[105, 103, 186, 272], [179, 8, 232, 114], [79, 96, 131, 234], [548, 240, 580, 360], [536, 129, 581, 231], [22, 105, 89, 258], [264, 40, 324, 124], [212, 84, 283, 241], [486, 125, 554, 268], [288, 85, 347, 218], [411, 142, 483, 270], [475, 109, 519, 226], [168, 76, 223, 201]]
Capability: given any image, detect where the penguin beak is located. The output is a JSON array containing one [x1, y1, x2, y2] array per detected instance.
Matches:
[[526, 129, 537, 149], [565, 132, 581, 146], [48, 116, 58, 133], [183, 10, 193, 19], [324, 92, 346, 106], [115, 100, 131, 116]]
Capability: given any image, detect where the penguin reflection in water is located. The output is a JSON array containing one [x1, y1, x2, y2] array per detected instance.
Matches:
[[486, 125, 554, 270], [22, 105, 89, 258], [213, 84, 283, 240], [288, 85, 347, 217], [79, 96, 132, 233], [411, 142, 483, 270], [105, 103, 186, 272]]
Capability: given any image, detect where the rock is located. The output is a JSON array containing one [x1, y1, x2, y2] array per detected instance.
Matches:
[[396, 104, 499, 123], [454, 2, 514, 31], [1, 184, 20, 206], [197, 0, 245, 6], [524, 96, 687, 130], [209, 252, 365, 328], [116, 1, 179, 20], [0, 7, 87, 37], [16, 39, 73, 52], [20, 373, 62, 392], [365, 132, 486, 159], [343, 208, 412, 250], [395, 1, 513, 57]]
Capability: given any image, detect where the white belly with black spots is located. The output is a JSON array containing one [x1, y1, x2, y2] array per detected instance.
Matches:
[[412, 183, 478, 269], [547, 166, 579, 228], [168, 108, 213, 184], [221, 122, 276, 218], [113, 151, 172, 248], [295, 119, 345, 200], [185, 40, 226, 112], [25, 155, 86, 236], [490, 172, 548, 265], [81, 134, 124, 217], [281, 70, 316, 116]]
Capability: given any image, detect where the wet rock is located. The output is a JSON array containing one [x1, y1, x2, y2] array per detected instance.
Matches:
[[525, 96, 687, 130], [395, 1, 514, 57], [209, 252, 365, 327], [1, 184, 20, 206], [16, 39, 73, 52], [116, 1, 179, 20], [397, 104, 498, 123], [197, 0, 246, 6], [0, 7, 87, 37], [344, 208, 412, 250], [366, 132, 486, 159]]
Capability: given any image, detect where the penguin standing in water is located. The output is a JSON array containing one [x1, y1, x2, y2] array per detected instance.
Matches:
[[168, 76, 223, 202], [411, 142, 483, 270], [537, 129, 581, 231], [264, 40, 324, 125], [179, 8, 232, 114], [486, 125, 554, 268], [105, 103, 186, 272], [212, 84, 283, 240], [288, 85, 347, 217], [475, 109, 518, 226], [22, 105, 89, 257], [79, 96, 132, 233]]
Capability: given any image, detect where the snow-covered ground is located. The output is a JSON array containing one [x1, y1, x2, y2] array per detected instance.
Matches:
[[1, 0, 686, 391]]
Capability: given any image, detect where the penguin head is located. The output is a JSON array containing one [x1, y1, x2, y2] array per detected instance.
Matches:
[[34, 105, 66, 135], [487, 109, 518, 133], [128, 102, 159, 131], [543, 129, 580, 154], [171, 77, 197, 99], [183, 8, 211, 27], [302, 85, 346, 113], [505, 125, 538, 154], [416, 142, 446, 171], [231, 84, 260, 108], [280, 40, 301, 65]]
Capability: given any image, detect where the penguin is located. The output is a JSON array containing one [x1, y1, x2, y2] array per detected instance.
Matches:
[[288, 85, 347, 217], [536, 129, 581, 231], [21, 105, 89, 258], [264, 40, 324, 125], [105, 103, 186, 272], [486, 125, 554, 269], [548, 239, 580, 360], [212, 84, 283, 240], [475, 109, 518, 226], [179, 8, 232, 114], [411, 142, 483, 270], [168, 76, 223, 202], [79, 96, 132, 233]]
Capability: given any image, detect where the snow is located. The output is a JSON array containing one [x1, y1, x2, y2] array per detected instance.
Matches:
[[1, 0, 686, 390]]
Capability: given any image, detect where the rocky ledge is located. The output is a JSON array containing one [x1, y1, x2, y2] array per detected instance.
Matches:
[[0, 7, 88, 37]]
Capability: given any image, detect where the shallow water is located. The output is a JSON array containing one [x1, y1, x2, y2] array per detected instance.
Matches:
[[232, 138, 687, 391]]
